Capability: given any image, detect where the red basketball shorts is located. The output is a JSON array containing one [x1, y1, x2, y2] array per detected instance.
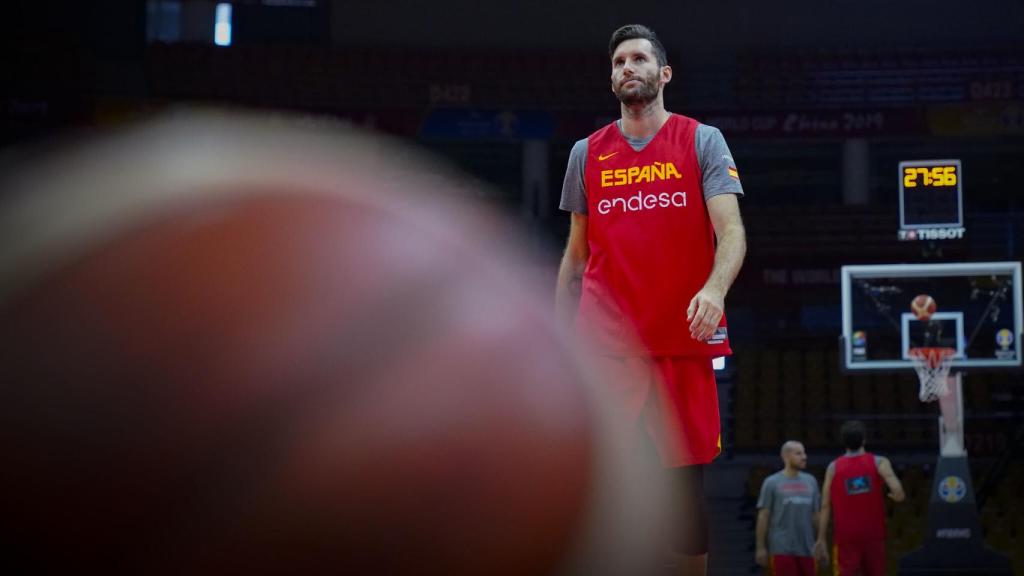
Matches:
[[594, 355, 721, 467], [833, 540, 886, 576], [770, 554, 815, 576]]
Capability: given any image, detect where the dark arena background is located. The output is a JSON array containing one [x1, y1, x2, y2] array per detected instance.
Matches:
[[4, 1, 1024, 575]]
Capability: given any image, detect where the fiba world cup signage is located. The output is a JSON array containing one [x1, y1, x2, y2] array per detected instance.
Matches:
[[937, 476, 967, 503]]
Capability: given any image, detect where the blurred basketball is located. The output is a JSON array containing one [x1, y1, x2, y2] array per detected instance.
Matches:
[[0, 111, 671, 575], [911, 294, 937, 321]]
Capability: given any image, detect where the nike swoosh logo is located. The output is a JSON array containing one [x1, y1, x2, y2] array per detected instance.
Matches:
[[598, 152, 619, 161]]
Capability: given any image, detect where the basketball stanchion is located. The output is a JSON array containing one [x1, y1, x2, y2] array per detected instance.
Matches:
[[900, 343, 1011, 574], [842, 239, 1021, 575], [908, 346, 963, 457]]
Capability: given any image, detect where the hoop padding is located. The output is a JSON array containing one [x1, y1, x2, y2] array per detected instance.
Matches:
[[909, 347, 956, 402]]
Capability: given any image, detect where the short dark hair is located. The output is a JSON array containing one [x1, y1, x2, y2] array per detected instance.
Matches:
[[840, 420, 867, 451], [608, 24, 668, 67]]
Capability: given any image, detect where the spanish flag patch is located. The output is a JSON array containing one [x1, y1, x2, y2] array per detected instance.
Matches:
[[727, 166, 739, 179]]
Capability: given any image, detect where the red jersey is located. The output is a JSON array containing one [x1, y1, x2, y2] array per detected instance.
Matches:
[[830, 453, 887, 543], [577, 114, 731, 357]]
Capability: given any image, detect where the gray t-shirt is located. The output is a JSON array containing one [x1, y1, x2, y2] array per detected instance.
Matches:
[[559, 120, 743, 214], [757, 471, 821, 557]]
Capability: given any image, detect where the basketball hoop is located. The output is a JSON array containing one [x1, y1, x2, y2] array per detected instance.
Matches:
[[908, 347, 956, 402]]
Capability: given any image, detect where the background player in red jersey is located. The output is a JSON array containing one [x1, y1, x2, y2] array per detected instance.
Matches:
[[816, 420, 906, 576], [556, 24, 746, 576]]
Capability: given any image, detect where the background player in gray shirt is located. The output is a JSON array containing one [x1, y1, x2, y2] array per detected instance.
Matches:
[[756, 441, 821, 576]]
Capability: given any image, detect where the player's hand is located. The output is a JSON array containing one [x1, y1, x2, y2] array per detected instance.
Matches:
[[686, 287, 724, 342], [813, 540, 829, 565], [755, 546, 768, 567]]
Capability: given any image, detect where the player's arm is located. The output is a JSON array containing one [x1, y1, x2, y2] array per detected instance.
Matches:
[[814, 463, 834, 564], [555, 140, 589, 326], [754, 479, 772, 567], [755, 507, 770, 567], [556, 213, 589, 325], [812, 477, 822, 540], [877, 456, 906, 502], [687, 193, 746, 341]]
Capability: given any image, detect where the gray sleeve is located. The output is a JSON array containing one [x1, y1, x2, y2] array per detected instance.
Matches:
[[810, 475, 822, 512], [695, 124, 744, 200], [558, 139, 588, 214], [756, 475, 774, 510]]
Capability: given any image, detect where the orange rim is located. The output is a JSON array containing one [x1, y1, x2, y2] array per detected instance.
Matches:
[[908, 346, 956, 370]]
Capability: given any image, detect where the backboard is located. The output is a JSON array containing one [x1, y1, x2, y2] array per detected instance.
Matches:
[[841, 262, 1022, 371]]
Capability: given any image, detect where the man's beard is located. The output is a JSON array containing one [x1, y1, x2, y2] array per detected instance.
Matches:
[[615, 73, 660, 105]]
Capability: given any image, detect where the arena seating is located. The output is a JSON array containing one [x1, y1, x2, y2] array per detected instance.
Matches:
[[146, 43, 614, 110], [736, 48, 1024, 109], [730, 346, 1020, 452], [146, 43, 1024, 112]]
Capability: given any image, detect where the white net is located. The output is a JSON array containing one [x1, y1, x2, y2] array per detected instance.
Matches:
[[908, 347, 955, 402]]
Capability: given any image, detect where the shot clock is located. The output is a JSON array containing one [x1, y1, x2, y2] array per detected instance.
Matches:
[[903, 163, 959, 189], [898, 159, 965, 241]]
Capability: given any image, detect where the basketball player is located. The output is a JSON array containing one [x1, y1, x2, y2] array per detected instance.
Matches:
[[556, 24, 746, 576], [815, 420, 906, 576], [755, 441, 821, 576]]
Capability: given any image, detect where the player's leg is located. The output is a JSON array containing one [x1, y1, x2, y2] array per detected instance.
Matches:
[[672, 464, 709, 557], [862, 539, 886, 576], [833, 541, 864, 576], [604, 356, 682, 575], [646, 357, 721, 472], [769, 554, 799, 576], [647, 357, 720, 576], [635, 415, 700, 575], [795, 555, 815, 576], [773, 554, 815, 576], [589, 354, 653, 425]]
